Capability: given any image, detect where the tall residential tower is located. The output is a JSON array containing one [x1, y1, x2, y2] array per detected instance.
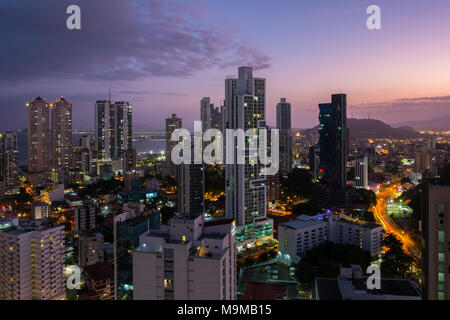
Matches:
[[27, 97, 50, 173], [95, 100, 132, 162], [223, 66, 273, 245], [51, 97, 72, 170]]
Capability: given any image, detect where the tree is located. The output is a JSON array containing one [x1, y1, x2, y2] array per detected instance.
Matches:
[[295, 241, 371, 289], [356, 188, 377, 207], [281, 168, 313, 200], [380, 234, 413, 278], [160, 206, 176, 225], [401, 176, 412, 185], [205, 169, 225, 194], [292, 198, 323, 216]]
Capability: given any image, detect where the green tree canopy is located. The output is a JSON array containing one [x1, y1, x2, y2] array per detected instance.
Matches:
[[281, 168, 314, 199], [380, 234, 413, 278], [295, 241, 371, 289]]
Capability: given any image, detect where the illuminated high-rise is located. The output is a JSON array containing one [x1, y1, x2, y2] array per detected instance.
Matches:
[[27, 97, 50, 173], [95, 100, 132, 161], [0, 220, 65, 300], [223, 66, 273, 245], [51, 97, 72, 170], [0, 131, 19, 188], [355, 154, 368, 189]]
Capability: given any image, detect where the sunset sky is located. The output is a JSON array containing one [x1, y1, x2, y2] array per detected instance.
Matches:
[[1, 0, 450, 130]]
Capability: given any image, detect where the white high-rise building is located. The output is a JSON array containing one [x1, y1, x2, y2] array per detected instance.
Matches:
[[133, 215, 236, 300], [355, 154, 368, 189], [223, 66, 273, 246], [0, 220, 65, 300]]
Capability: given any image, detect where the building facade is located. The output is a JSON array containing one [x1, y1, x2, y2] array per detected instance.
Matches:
[[276, 98, 293, 175], [165, 114, 182, 177], [423, 183, 450, 300], [51, 97, 72, 170], [0, 131, 19, 188], [201, 97, 222, 133], [78, 231, 105, 268], [223, 66, 273, 245], [355, 154, 368, 189], [177, 154, 205, 218], [318, 94, 348, 189], [95, 100, 132, 161], [278, 214, 383, 262], [133, 215, 236, 300], [27, 97, 50, 173], [0, 220, 65, 300]]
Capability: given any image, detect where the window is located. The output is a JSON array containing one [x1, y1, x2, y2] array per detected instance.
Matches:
[[164, 248, 174, 260], [439, 253, 445, 262], [438, 231, 445, 243], [438, 272, 445, 282]]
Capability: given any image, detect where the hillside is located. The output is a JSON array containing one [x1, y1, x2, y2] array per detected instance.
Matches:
[[392, 115, 450, 131], [307, 118, 420, 139]]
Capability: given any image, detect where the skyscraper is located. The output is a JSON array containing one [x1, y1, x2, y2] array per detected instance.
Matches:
[[223, 66, 273, 245], [95, 100, 132, 161], [177, 150, 205, 218], [318, 94, 348, 189], [276, 98, 293, 175], [27, 97, 50, 173], [423, 182, 450, 300], [0, 131, 19, 188], [165, 114, 182, 177], [200, 97, 221, 133], [51, 97, 72, 170], [355, 154, 368, 189]]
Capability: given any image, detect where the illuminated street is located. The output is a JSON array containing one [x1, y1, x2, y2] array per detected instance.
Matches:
[[373, 183, 421, 260]]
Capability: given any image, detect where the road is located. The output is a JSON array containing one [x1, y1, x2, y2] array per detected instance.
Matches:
[[372, 183, 421, 260]]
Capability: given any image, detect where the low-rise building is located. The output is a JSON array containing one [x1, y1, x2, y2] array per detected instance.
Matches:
[[278, 214, 384, 262], [315, 265, 421, 300], [133, 215, 236, 300]]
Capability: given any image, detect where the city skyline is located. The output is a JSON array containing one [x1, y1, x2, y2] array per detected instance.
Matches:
[[1, 0, 450, 304], [2, 0, 450, 131]]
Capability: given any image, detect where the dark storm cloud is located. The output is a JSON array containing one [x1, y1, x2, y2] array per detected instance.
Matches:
[[0, 0, 271, 85]]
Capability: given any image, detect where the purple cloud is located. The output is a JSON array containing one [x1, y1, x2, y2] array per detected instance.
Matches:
[[0, 0, 271, 85]]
